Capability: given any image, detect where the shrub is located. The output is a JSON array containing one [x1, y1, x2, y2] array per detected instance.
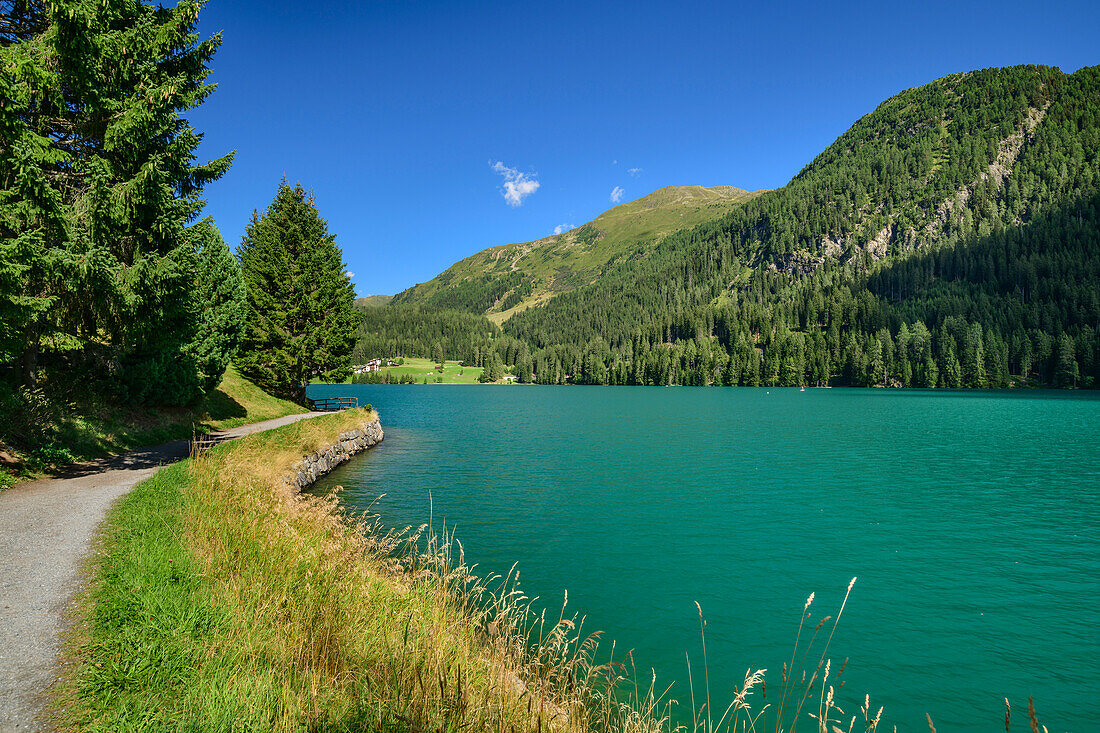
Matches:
[[27, 444, 77, 470], [0, 384, 60, 447]]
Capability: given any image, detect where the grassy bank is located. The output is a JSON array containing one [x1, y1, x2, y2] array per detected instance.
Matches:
[[0, 366, 304, 483], [200, 366, 309, 430], [60, 409, 653, 732]]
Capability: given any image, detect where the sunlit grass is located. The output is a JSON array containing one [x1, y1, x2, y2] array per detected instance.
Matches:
[[2, 366, 305, 477], [333, 358, 487, 384], [381, 358, 486, 384]]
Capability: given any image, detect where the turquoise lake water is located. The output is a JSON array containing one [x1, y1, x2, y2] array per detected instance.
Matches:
[[306, 384, 1100, 731]]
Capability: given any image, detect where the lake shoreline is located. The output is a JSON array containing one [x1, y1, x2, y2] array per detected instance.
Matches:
[[57, 408, 629, 731]]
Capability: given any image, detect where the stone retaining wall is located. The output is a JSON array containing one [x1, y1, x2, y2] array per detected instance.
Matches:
[[286, 416, 383, 491]]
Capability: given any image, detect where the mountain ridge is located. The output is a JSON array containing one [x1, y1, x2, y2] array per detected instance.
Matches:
[[391, 184, 765, 321]]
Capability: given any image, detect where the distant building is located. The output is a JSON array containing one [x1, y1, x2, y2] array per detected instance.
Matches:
[[352, 358, 384, 374], [351, 358, 399, 374]]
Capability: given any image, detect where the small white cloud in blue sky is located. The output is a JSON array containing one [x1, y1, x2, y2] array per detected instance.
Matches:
[[628, 167, 642, 177], [612, 159, 618, 165], [610, 186, 625, 203], [490, 160, 540, 207], [553, 223, 575, 235], [347, 271, 355, 278]]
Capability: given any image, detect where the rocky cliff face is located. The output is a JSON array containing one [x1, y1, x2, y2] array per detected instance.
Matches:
[[286, 416, 383, 491]]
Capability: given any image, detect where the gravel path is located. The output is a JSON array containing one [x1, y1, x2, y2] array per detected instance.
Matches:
[[0, 412, 328, 732]]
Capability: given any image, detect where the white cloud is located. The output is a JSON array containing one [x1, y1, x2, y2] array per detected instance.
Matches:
[[553, 223, 575, 235], [610, 186, 625, 204], [628, 167, 642, 177], [347, 271, 355, 278], [490, 160, 540, 207], [612, 159, 618, 165]]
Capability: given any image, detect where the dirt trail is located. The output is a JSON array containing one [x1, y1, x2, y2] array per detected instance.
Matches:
[[0, 412, 328, 732]]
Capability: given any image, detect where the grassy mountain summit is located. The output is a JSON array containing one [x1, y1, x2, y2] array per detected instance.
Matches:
[[355, 294, 394, 308], [391, 185, 763, 322]]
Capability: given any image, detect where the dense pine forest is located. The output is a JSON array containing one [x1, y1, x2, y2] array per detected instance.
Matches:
[[353, 304, 538, 380], [362, 65, 1100, 388], [354, 305, 500, 365]]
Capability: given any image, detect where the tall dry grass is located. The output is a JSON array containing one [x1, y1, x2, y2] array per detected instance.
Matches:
[[66, 408, 658, 731], [680, 577, 889, 733]]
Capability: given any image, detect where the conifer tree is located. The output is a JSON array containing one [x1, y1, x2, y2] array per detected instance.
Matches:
[[1055, 334, 1078, 388], [943, 348, 963, 388], [237, 182, 359, 403], [188, 220, 246, 394], [0, 0, 68, 388], [73, 0, 233, 402], [0, 0, 233, 403]]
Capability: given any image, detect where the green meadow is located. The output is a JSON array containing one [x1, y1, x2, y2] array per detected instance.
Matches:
[[359, 358, 487, 384]]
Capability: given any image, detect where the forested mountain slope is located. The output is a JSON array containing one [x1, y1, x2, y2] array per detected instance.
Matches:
[[359, 65, 1099, 388], [390, 185, 762, 321], [351, 304, 501, 367], [494, 65, 1100, 387]]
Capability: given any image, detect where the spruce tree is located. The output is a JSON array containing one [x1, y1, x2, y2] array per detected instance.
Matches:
[[0, 0, 68, 388], [943, 349, 963, 388], [0, 0, 233, 403], [70, 0, 233, 402], [187, 220, 246, 394], [237, 182, 359, 403], [1055, 334, 1078, 388]]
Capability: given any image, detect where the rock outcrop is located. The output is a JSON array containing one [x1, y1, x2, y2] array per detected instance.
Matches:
[[922, 102, 1049, 241], [286, 416, 384, 491]]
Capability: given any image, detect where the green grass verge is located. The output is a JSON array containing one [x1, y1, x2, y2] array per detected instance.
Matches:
[[65, 460, 226, 730], [201, 365, 306, 430]]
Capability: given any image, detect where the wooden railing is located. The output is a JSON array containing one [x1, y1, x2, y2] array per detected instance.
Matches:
[[307, 396, 360, 412]]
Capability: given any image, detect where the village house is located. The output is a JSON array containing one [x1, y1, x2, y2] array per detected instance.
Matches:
[[352, 358, 384, 374]]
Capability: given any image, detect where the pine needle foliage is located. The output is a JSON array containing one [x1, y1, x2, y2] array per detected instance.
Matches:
[[0, 0, 239, 406], [236, 181, 360, 403]]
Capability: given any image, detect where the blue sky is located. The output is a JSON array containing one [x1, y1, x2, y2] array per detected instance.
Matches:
[[190, 0, 1099, 297]]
